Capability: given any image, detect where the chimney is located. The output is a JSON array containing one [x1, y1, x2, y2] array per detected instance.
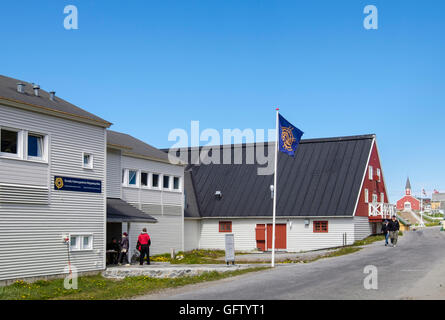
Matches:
[[32, 84, 40, 97], [17, 83, 26, 93], [49, 91, 56, 101]]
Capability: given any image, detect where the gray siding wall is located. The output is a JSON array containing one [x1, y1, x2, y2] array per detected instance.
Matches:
[[106, 149, 121, 198], [112, 155, 184, 255], [0, 104, 106, 281], [184, 219, 200, 251], [353, 216, 373, 241]]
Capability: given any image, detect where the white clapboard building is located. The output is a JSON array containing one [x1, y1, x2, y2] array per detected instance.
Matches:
[[106, 130, 185, 258], [182, 135, 394, 252], [0, 75, 111, 284]]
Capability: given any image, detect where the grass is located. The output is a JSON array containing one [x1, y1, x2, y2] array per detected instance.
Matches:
[[0, 267, 268, 300], [151, 249, 227, 264]]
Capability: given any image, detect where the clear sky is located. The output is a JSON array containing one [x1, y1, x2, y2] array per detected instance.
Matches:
[[0, 0, 444, 202]]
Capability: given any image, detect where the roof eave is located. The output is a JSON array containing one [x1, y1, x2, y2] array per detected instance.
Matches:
[[0, 96, 112, 128]]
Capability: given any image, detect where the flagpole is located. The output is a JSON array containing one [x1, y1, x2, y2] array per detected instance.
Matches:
[[271, 108, 279, 268]]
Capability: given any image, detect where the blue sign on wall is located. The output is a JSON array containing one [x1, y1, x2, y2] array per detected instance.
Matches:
[[54, 176, 102, 193]]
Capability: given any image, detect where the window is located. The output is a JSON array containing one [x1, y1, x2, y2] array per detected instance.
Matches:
[[368, 166, 373, 180], [372, 193, 378, 203], [141, 172, 148, 187], [380, 192, 385, 203], [69, 234, 93, 251], [28, 134, 44, 159], [364, 188, 369, 203], [0, 129, 18, 154], [313, 221, 328, 233], [163, 175, 170, 189], [128, 170, 138, 186], [152, 174, 159, 188], [173, 177, 180, 190], [82, 152, 93, 169], [219, 221, 232, 232], [376, 168, 381, 182]]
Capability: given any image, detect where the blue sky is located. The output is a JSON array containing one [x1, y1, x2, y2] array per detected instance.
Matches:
[[0, 0, 444, 202]]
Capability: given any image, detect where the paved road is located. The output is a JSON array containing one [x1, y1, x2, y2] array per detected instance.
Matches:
[[137, 227, 445, 300]]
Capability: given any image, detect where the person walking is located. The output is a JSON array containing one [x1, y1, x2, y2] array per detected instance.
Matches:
[[382, 220, 390, 246], [138, 228, 151, 265], [118, 232, 130, 266], [388, 216, 400, 247]]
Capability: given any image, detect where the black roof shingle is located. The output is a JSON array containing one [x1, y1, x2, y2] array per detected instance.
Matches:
[[182, 134, 375, 218]]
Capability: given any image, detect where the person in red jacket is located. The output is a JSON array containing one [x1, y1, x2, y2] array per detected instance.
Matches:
[[138, 228, 151, 265]]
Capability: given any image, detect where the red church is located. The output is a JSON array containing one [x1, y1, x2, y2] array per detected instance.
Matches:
[[396, 177, 420, 211]]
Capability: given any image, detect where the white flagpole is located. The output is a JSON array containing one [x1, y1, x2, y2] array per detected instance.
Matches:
[[271, 108, 279, 268]]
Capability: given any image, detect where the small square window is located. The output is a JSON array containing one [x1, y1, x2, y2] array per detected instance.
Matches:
[[219, 221, 232, 232], [128, 170, 137, 185], [152, 174, 159, 188], [28, 134, 44, 158], [1, 129, 18, 154], [83, 153, 93, 169], [163, 175, 170, 189], [70, 235, 93, 251], [141, 172, 148, 187], [313, 221, 328, 233], [173, 177, 180, 190]]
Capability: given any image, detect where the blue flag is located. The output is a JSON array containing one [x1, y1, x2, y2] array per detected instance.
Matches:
[[278, 114, 304, 157]]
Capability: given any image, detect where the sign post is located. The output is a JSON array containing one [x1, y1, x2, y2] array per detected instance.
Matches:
[[225, 233, 235, 265]]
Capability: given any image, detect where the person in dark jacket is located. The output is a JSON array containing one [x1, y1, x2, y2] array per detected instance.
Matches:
[[138, 228, 151, 265], [107, 238, 120, 264], [388, 216, 400, 247], [382, 220, 390, 246], [118, 232, 130, 266]]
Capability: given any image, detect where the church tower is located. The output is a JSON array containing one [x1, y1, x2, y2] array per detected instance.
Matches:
[[405, 177, 411, 196]]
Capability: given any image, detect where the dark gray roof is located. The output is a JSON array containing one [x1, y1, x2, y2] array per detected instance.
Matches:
[[184, 170, 201, 218], [183, 134, 375, 218], [405, 177, 411, 190], [0, 75, 110, 127], [107, 130, 178, 163], [107, 198, 157, 223]]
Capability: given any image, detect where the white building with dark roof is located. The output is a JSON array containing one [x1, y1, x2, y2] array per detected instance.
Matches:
[[0, 75, 111, 284], [106, 130, 185, 258], [182, 135, 393, 252]]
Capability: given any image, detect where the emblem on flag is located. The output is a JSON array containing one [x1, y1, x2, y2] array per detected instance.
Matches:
[[278, 114, 304, 157]]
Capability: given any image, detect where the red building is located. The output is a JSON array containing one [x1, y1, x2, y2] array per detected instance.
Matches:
[[396, 177, 420, 211]]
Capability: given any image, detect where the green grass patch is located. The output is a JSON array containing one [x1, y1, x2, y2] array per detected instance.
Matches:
[[150, 249, 227, 264], [279, 247, 362, 264], [0, 267, 268, 300], [352, 234, 386, 246]]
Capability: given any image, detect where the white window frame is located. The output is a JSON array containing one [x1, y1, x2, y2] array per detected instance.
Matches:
[[376, 168, 381, 182], [162, 174, 171, 190], [126, 169, 139, 188], [364, 188, 369, 203], [372, 193, 378, 203], [0, 127, 49, 163], [151, 172, 161, 189], [26, 131, 48, 162], [82, 152, 94, 169], [173, 176, 181, 191], [380, 192, 385, 203], [69, 234, 93, 252], [0, 126, 23, 159], [368, 166, 373, 180], [140, 171, 149, 188]]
